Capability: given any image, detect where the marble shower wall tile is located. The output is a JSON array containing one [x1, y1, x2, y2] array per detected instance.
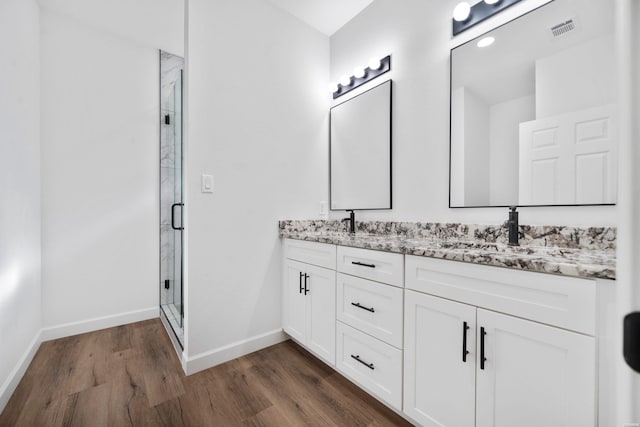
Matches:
[[160, 224, 175, 283], [160, 51, 184, 112], [160, 167, 176, 225], [160, 114, 175, 167]]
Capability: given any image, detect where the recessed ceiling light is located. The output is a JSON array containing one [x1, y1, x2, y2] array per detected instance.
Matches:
[[477, 36, 495, 48]]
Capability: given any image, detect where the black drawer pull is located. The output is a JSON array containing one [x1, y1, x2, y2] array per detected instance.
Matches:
[[352, 261, 376, 268], [351, 302, 375, 313], [299, 272, 304, 294], [480, 327, 487, 370], [462, 321, 470, 363], [351, 354, 374, 370], [303, 273, 309, 295]]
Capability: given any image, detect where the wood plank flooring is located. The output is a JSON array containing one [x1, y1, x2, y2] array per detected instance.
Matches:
[[0, 319, 412, 426]]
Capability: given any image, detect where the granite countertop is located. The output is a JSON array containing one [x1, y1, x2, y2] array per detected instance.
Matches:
[[279, 221, 616, 280]]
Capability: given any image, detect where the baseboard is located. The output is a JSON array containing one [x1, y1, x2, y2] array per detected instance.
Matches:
[[41, 307, 159, 342], [184, 328, 287, 375], [0, 330, 42, 413]]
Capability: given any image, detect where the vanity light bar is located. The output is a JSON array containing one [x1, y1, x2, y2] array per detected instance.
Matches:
[[452, 0, 522, 36], [331, 55, 391, 99]]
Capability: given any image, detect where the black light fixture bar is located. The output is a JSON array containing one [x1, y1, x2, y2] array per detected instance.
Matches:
[[453, 0, 522, 36], [333, 55, 391, 99]]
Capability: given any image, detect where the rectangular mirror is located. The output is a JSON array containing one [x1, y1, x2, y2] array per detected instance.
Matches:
[[330, 80, 392, 210], [450, 0, 616, 208]]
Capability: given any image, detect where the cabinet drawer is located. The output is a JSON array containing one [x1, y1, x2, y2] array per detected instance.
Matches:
[[336, 321, 403, 410], [284, 239, 336, 270], [405, 255, 596, 335], [337, 246, 404, 287], [337, 273, 403, 348]]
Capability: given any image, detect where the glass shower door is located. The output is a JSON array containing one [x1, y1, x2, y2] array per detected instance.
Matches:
[[160, 51, 184, 347]]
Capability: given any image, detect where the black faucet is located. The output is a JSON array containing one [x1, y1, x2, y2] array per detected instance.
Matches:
[[342, 210, 356, 234], [504, 206, 519, 246]]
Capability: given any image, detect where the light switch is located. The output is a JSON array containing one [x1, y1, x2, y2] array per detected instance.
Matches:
[[201, 174, 214, 193], [319, 201, 328, 219]]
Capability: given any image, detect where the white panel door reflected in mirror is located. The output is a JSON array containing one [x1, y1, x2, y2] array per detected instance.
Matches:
[[450, 0, 616, 208], [330, 80, 392, 211]]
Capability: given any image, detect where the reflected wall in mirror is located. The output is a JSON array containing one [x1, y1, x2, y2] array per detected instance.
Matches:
[[450, 0, 616, 208], [330, 80, 392, 210]]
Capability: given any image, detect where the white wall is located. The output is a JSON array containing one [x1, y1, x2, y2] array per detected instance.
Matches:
[[614, 0, 640, 423], [40, 10, 159, 329], [329, 0, 616, 226], [0, 0, 42, 410], [489, 94, 535, 205], [186, 0, 329, 361], [37, 0, 184, 56], [536, 35, 615, 119]]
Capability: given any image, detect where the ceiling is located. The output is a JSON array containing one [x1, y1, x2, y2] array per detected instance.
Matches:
[[265, 0, 374, 36]]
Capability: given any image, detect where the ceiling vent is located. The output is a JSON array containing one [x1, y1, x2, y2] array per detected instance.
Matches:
[[550, 18, 577, 38]]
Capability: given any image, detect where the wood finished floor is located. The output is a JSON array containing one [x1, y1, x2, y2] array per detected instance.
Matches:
[[0, 319, 412, 426]]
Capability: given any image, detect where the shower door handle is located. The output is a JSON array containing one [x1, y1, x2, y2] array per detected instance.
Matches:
[[171, 203, 184, 230]]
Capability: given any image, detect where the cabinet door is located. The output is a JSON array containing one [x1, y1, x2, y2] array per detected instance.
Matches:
[[305, 263, 336, 365], [476, 309, 595, 427], [404, 291, 476, 427], [283, 260, 307, 343]]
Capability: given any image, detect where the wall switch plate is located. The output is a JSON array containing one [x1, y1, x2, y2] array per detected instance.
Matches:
[[319, 201, 328, 219], [201, 174, 214, 193]]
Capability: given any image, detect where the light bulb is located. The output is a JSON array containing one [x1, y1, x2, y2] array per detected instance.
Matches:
[[353, 66, 366, 78], [453, 2, 471, 22], [477, 36, 495, 47], [368, 57, 381, 70], [328, 82, 339, 93], [484, 0, 500, 4], [340, 75, 352, 86]]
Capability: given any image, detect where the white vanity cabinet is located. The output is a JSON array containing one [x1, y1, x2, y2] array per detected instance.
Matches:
[[283, 240, 337, 366], [281, 238, 601, 427], [404, 256, 596, 427], [335, 246, 405, 411]]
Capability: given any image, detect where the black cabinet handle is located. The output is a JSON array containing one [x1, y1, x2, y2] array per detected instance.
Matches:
[[299, 272, 304, 294], [351, 302, 375, 313], [462, 321, 470, 363], [480, 327, 487, 370], [303, 274, 309, 295], [352, 261, 376, 268], [351, 354, 374, 370], [171, 203, 184, 230]]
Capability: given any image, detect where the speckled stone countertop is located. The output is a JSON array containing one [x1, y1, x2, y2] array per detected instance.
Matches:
[[279, 220, 616, 280]]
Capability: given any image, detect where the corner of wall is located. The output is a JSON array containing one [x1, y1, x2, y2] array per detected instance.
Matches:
[[183, 329, 287, 375], [0, 330, 42, 413]]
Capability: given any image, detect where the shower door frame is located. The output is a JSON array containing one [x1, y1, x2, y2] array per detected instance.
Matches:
[[159, 50, 185, 349]]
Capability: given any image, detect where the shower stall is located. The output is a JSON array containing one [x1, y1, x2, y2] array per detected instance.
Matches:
[[160, 51, 184, 347]]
